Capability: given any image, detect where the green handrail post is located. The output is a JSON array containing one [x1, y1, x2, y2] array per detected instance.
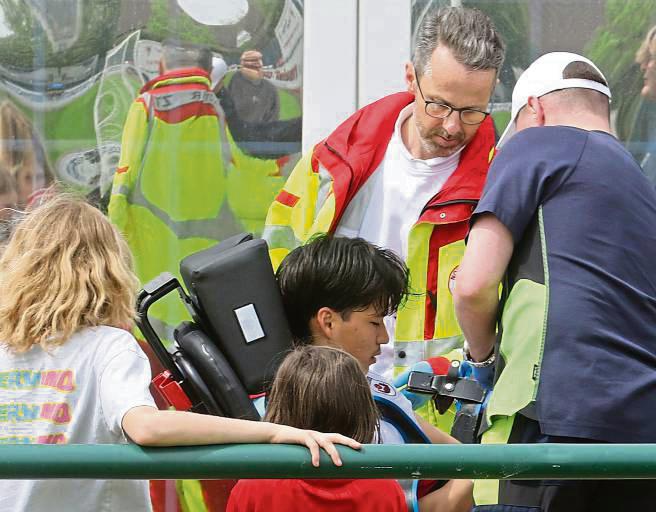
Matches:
[[2, 444, 656, 480]]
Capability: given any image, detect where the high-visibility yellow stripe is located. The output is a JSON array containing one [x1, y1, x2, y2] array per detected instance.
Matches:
[[395, 223, 433, 343], [473, 415, 515, 506], [177, 479, 209, 512], [434, 240, 465, 339]]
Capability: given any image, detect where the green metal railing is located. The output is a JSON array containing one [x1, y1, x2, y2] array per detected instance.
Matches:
[[2, 444, 656, 480]]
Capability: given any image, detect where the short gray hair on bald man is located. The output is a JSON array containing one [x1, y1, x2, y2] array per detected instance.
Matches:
[[413, 6, 506, 77], [161, 39, 213, 73]]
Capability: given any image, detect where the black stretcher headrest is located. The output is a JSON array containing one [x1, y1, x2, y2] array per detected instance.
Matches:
[[180, 233, 292, 395]]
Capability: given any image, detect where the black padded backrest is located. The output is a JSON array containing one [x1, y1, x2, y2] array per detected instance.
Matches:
[[175, 322, 260, 421], [180, 234, 292, 395]]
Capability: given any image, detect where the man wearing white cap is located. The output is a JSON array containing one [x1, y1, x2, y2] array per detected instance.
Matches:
[[454, 52, 656, 510], [212, 53, 302, 160]]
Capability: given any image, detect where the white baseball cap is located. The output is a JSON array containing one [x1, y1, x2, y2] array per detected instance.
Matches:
[[211, 56, 228, 89], [497, 52, 612, 148]]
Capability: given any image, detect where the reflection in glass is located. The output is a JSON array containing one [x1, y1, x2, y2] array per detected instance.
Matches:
[[0, 0, 304, 222], [628, 22, 656, 182]]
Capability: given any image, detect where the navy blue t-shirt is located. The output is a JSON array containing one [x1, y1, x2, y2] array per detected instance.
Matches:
[[475, 125, 656, 442]]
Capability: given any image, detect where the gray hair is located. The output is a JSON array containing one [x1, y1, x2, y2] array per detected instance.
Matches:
[[413, 6, 506, 77], [161, 39, 213, 73]]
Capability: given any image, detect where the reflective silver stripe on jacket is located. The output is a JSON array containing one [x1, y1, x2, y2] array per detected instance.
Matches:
[[261, 224, 301, 251], [112, 182, 224, 240], [397, 479, 416, 512], [394, 335, 464, 367], [314, 165, 333, 220], [153, 89, 221, 112]]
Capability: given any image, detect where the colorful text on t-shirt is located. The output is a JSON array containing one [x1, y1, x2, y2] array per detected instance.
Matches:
[[0, 402, 72, 424], [0, 369, 75, 392], [0, 433, 67, 444]]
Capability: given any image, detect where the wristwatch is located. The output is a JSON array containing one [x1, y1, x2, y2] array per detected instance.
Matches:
[[462, 341, 495, 368]]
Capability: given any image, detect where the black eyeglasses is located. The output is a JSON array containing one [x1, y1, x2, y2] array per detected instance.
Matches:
[[414, 73, 490, 125]]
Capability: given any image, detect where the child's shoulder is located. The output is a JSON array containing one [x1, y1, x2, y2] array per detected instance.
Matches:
[[69, 326, 148, 374], [75, 326, 142, 355]]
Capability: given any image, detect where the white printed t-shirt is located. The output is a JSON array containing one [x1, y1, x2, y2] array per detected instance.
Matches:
[[337, 104, 463, 379], [0, 326, 156, 512]]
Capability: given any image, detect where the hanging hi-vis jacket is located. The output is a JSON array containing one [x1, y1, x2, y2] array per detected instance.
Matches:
[[263, 92, 496, 427], [109, 68, 234, 512], [109, 68, 227, 342], [224, 126, 295, 237]]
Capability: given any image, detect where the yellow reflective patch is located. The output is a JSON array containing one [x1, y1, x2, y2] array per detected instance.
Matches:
[[308, 192, 334, 238], [434, 240, 465, 339], [396, 223, 433, 341], [177, 479, 209, 512], [473, 415, 515, 505], [486, 279, 546, 422]]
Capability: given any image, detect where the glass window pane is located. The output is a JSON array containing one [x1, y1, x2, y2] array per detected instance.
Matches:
[[0, 0, 303, 236]]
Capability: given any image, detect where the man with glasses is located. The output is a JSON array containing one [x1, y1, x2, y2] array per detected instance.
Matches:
[[264, 6, 505, 428]]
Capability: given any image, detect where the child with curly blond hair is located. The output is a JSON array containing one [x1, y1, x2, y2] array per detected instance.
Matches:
[[0, 194, 359, 512]]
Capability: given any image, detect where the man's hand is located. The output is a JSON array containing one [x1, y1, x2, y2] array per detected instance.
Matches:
[[269, 424, 361, 467], [240, 50, 264, 80], [393, 360, 434, 409], [458, 359, 494, 391]]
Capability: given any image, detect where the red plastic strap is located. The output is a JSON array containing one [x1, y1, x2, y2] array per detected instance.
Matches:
[[152, 371, 193, 411]]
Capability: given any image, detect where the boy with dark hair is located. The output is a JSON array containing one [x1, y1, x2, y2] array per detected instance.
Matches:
[[278, 234, 408, 353], [277, 234, 472, 512]]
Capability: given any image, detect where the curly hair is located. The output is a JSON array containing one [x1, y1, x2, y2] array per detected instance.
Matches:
[[0, 193, 138, 353]]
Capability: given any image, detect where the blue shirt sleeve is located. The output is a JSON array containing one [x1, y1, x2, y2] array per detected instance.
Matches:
[[473, 126, 588, 243]]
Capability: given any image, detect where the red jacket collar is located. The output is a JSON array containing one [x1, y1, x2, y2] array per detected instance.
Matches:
[[427, 116, 495, 207], [313, 92, 495, 229], [140, 68, 210, 94]]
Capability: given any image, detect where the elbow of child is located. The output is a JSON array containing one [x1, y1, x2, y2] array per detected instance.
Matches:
[[123, 407, 163, 446], [128, 425, 160, 446]]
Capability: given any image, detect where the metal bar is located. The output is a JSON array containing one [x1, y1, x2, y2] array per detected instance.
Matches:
[[3, 444, 656, 480]]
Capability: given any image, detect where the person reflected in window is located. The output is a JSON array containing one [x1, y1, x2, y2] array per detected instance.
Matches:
[[228, 50, 280, 124], [0, 100, 55, 208], [0, 165, 17, 243], [630, 25, 656, 181], [212, 54, 301, 160]]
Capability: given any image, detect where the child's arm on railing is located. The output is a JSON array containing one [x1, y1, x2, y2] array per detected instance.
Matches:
[[122, 406, 361, 467]]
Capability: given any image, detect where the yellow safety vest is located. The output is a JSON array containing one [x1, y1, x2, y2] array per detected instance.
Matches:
[[264, 92, 496, 429]]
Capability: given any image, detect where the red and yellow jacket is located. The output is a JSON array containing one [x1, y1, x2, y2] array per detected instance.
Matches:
[[109, 68, 228, 341], [264, 92, 495, 427]]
